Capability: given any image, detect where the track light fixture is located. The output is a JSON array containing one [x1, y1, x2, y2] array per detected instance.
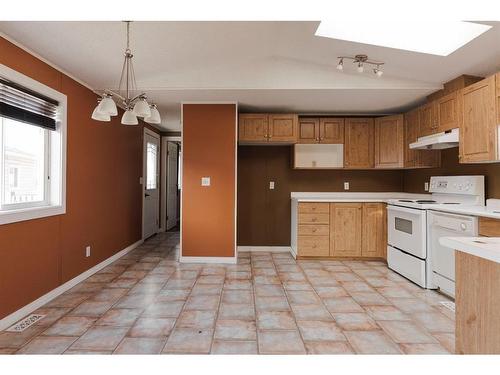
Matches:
[[336, 55, 384, 77]]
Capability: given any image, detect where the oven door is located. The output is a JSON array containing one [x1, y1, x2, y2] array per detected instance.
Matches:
[[387, 205, 427, 259]]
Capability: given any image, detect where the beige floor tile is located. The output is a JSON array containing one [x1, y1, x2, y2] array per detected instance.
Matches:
[[290, 304, 333, 321], [191, 284, 223, 295], [70, 326, 128, 351], [143, 301, 184, 317], [258, 330, 306, 354], [400, 343, 449, 354], [377, 286, 415, 298], [314, 286, 348, 298], [286, 290, 320, 305], [254, 284, 286, 297], [17, 336, 77, 354], [340, 281, 375, 293], [364, 305, 410, 321], [211, 340, 258, 354], [67, 301, 114, 317], [114, 294, 156, 309], [388, 298, 436, 313], [156, 288, 191, 301], [42, 316, 96, 336], [185, 295, 220, 310], [378, 320, 438, 344], [114, 337, 165, 354], [127, 283, 164, 295], [0, 327, 45, 349], [218, 303, 255, 320], [162, 328, 213, 354], [223, 279, 252, 290], [214, 320, 257, 340], [305, 341, 354, 354], [297, 320, 346, 341], [253, 275, 281, 285], [323, 297, 364, 313], [128, 317, 176, 338], [332, 313, 379, 331], [257, 311, 297, 330], [283, 282, 315, 291], [177, 310, 217, 329], [411, 311, 455, 333], [32, 307, 72, 326], [46, 293, 91, 308], [345, 331, 402, 354], [349, 292, 391, 306], [255, 296, 291, 311], [95, 308, 142, 326], [433, 332, 455, 353]]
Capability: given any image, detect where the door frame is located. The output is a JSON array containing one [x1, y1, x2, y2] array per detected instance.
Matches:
[[160, 135, 182, 232], [142, 127, 161, 240]]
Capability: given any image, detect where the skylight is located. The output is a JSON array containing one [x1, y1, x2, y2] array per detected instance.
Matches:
[[314, 21, 492, 56]]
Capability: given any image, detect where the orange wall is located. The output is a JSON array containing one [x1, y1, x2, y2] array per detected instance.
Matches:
[[0, 37, 158, 319], [181, 104, 236, 258]]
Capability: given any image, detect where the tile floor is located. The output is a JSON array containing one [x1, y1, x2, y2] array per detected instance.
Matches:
[[0, 232, 455, 354]]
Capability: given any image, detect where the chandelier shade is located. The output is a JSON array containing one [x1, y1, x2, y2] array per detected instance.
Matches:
[[121, 109, 138, 125], [144, 104, 161, 124], [91, 105, 111, 121], [133, 97, 152, 118], [97, 95, 118, 116]]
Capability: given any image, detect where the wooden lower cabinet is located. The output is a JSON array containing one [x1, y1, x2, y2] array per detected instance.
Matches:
[[297, 202, 386, 259], [330, 203, 362, 257]]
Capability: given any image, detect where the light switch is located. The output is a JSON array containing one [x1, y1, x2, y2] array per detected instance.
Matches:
[[344, 182, 350, 190], [269, 181, 275, 190], [424, 182, 429, 191], [201, 177, 211, 186]]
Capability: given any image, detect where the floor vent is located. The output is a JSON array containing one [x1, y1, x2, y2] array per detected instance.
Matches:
[[5, 314, 45, 332], [439, 301, 455, 312]]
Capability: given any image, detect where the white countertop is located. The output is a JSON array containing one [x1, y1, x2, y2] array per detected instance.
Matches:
[[440, 236, 500, 264], [291, 192, 430, 203], [291, 192, 500, 220]]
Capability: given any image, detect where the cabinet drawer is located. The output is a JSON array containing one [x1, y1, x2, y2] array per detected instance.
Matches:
[[298, 224, 329, 236], [298, 213, 330, 224], [298, 202, 330, 214], [298, 235, 330, 257]]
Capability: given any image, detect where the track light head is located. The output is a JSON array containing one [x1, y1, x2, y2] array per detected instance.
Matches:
[[374, 66, 383, 77], [336, 58, 344, 71], [357, 62, 364, 73]]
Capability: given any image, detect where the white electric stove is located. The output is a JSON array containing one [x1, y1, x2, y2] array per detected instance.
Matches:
[[386, 176, 485, 291]]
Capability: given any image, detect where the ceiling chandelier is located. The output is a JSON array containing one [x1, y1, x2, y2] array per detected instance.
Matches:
[[336, 54, 384, 77], [91, 21, 161, 125]]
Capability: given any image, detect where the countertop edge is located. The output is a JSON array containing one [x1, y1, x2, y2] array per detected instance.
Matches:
[[440, 237, 500, 264]]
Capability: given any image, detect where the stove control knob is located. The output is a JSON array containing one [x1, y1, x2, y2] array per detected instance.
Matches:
[[460, 223, 467, 231]]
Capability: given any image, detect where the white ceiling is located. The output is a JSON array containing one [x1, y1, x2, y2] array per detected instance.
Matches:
[[0, 21, 499, 131]]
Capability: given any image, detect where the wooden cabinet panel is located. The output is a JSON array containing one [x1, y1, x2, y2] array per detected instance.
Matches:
[[268, 114, 298, 143], [419, 102, 438, 137], [298, 202, 330, 214], [479, 217, 500, 237], [361, 203, 387, 258], [298, 236, 330, 257], [298, 118, 319, 144], [238, 114, 268, 143], [456, 251, 500, 354], [320, 118, 344, 144], [404, 108, 420, 168], [459, 75, 499, 163], [330, 203, 362, 257], [437, 91, 460, 132], [375, 115, 404, 168], [298, 213, 330, 225], [298, 224, 329, 236], [344, 118, 374, 169]]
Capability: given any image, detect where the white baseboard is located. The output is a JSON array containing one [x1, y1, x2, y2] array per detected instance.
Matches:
[[237, 246, 292, 253], [179, 255, 237, 264], [0, 239, 144, 331], [290, 246, 297, 259]]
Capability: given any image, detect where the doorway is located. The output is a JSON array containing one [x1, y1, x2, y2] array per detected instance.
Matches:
[[142, 128, 160, 239]]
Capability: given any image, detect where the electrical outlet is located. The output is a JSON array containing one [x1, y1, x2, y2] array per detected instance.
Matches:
[[201, 177, 211, 186], [269, 181, 275, 190], [424, 182, 429, 191], [85, 246, 91, 258], [139, 177, 143, 185], [344, 182, 350, 191]]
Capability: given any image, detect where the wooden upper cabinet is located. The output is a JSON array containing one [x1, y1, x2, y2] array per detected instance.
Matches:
[[344, 118, 374, 169], [437, 90, 460, 132], [298, 118, 319, 144], [268, 114, 298, 143], [238, 114, 269, 143], [404, 108, 420, 168], [361, 203, 387, 259], [419, 102, 438, 137], [459, 74, 499, 163], [374, 115, 404, 168], [330, 203, 362, 257], [320, 118, 344, 144]]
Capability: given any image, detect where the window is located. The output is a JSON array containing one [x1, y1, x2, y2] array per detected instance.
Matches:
[[146, 142, 158, 190], [0, 63, 67, 225]]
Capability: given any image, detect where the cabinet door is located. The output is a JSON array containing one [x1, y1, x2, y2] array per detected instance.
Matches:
[[404, 108, 419, 168], [330, 203, 362, 257], [268, 114, 298, 143], [361, 203, 387, 258], [238, 114, 269, 143], [344, 118, 374, 169], [374, 115, 404, 168], [298, 118, 319, 144], [459, 75, 498, 163], [437, 91, 460, 132], [419, 102, 438, 137], [320, 118, 344, 144]]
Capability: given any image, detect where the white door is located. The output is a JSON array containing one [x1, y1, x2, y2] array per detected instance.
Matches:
[[166, 142, 178, 230], [143, 130, 160, 239]]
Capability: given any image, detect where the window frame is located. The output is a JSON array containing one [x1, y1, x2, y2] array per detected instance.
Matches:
[[0, 63, 67, 225]]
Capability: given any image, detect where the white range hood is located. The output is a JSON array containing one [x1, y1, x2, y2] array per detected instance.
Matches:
[[410, 128, 459, 150]]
